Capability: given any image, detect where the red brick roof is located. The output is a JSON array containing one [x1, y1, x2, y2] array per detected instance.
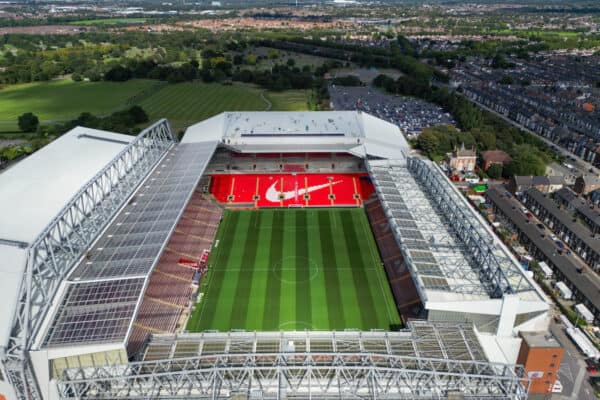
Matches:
[[481, 150, 512, 164]]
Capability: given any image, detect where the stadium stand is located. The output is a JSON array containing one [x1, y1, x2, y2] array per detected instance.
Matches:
[[365, 198, 422, 320], [210, 173, 374, 207], [205, 149, 365, 174], [127, 190, 223, 355]]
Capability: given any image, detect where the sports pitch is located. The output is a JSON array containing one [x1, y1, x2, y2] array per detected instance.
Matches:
[[187, 208, 401, 332]]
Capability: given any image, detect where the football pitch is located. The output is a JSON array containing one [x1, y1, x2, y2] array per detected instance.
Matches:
[[187, 208, 401, 332]]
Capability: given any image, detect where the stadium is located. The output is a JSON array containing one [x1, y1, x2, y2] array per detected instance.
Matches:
[[0, 111, 549, 400]]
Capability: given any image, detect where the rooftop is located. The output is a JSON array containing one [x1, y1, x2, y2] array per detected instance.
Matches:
[[368, 158, 543, 305], [486, 187, 600, 313], [580, 174, 600, 186], [481, 149, 512, 164], [0, 127, 133, 244], [520, 331, 561, 349], [0, 127, 134, 348], [524, 188, 600, 254], [183, 111, 409, 160], [41, 141, 218, 348]]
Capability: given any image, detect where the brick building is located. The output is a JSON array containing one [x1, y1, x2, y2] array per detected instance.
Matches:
[[516, 331, 564, 394], [447, 143, 476, 172], [480, 149, 511, 171]]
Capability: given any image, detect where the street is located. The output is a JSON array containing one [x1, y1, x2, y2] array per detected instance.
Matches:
[[549, 318, 596, 400]]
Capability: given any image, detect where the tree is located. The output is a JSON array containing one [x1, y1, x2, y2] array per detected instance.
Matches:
[[105, 65, 132, 82], [417, 130, 439, 157], [268, 49, 279, 59], [247, 54, 257, 65], [18, 112, 39, 132], [486, 163, 503, 179], [128, 105, 149, 124], [504, 145, 546, 177]]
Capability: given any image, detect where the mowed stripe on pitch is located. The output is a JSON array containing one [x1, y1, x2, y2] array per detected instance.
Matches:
[[211, 211, 250, 331], [262, 210, 284, 330], [329, 210, 363, 329], [230, 211, 261, 329], [307, 210, 329, 330], [194, 209, 239, 331], [295, 210, 311, 329], [352, 210, 398, 328], [318, 210, 345, 330], [279, 211, 297, 328], [341, 209, 378, 328], [245, 210, 273, 330]]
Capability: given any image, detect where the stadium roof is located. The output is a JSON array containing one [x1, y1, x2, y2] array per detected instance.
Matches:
[[0, 127, 133, 244], [56, 322, 530, 399], [367, 158, 548, 334], [0, 127, 133, 348], [183, 111, 409, 160], [41, 141, 218, 349]]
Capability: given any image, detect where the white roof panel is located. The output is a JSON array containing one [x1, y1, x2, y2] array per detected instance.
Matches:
[[182, 113, 226, 144], [0, 127, 133, 244], [182, 111, 409, 160], [0, 244, 27, 347]]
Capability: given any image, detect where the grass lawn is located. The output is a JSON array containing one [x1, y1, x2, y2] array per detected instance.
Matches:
[[0, 79, 312, 133], [187, 208, 401, 332], [0, 79, 155, 129], [265, 90, 312, 111], [139, 82, 267, 132], [139, 82, 311, 132]]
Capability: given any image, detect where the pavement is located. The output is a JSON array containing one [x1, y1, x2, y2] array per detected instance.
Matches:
[[549, 317, 597, 400]]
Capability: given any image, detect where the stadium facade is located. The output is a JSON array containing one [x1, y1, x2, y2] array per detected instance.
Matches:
[[0, 111, 548, 400]]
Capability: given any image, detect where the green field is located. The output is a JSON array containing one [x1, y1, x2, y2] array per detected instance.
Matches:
[[187, 208, 401, 332], [0, 79, 155, 129], [0, 79, 311, 133], [265, 90, 311, 111], [139, 82, 310, 131]]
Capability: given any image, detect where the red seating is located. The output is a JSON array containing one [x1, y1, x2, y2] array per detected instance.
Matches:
[[365, 199, 421, 320], [128, 192, 223, 357], [283, 164, 305, 172], [210, 173, 374, 207]]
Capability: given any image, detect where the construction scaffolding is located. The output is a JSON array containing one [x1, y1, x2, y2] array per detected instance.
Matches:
[[56, 321, 529, 399]]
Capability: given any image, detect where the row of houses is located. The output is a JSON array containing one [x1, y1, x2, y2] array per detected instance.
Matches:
[[486, 187, 600, 324], [520, 188, 600, 271], [554, 187, 600, 235]]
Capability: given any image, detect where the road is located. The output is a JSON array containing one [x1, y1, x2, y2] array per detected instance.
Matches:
[[549, 317, 597, 400]]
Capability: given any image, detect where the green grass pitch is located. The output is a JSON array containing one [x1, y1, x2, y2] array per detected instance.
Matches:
[[187, 208, 401, 332]]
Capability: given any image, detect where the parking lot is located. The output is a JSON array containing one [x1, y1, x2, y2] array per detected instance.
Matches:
[[329, 85, 454, 136]]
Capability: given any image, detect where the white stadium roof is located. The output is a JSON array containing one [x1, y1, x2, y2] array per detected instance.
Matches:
[[0, 127, 133, 348], [0, 127, 133, 244], [183, 111, 410, 160]]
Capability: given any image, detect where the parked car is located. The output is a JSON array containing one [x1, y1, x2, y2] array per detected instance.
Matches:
[[552, 380, 563, 393]]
